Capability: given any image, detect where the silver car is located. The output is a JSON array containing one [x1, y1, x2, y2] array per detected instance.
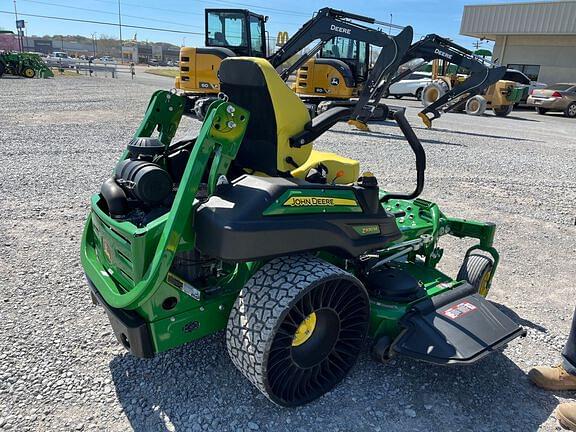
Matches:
[[527, 83, 576, 118]]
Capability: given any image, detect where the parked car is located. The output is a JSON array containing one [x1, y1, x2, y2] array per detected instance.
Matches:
[[388, 72, 432, 100], [45, 52, 76, 68], [527, 83, 576, 118], [503, 69, 547, 104]]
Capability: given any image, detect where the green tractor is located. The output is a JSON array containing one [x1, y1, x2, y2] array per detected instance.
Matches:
[[81, 57, 525, 406], [0, 51, 53, 79]]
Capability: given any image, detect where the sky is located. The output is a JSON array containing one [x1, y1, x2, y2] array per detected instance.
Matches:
[[0, 0, 555, 50]]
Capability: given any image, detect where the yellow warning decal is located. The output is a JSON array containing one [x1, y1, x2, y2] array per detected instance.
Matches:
[[283, 197, 358, 207]]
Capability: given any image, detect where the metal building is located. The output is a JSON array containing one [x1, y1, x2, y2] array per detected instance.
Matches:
[[460, 1, 576, 83]]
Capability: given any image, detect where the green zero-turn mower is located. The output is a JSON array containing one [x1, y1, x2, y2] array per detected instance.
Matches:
[[81, 57, 525, 407]]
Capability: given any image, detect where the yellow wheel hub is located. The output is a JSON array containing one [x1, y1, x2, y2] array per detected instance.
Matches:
[[24, 68, 34, 78], [292, 312, 317, 347], [428, 88, 439, 102], [478, 271, 491, 297]]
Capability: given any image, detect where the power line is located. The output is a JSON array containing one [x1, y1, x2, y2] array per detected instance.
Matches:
[[93, 0, 312, 21], [19, 0, 203, 29], [90, 0, 203, 17], [195, 0, 312, 17], [0, 10, 203, 35]]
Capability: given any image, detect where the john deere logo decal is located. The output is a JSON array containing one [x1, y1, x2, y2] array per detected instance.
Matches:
[[284, 197, 357, 207]]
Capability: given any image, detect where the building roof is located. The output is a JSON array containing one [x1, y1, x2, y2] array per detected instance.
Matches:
[[461, 1, 576, 38]]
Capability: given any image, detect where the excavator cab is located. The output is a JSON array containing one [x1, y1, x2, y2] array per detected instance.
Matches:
[[320, 37, 370, 83], [205, 9, 267, 57], [294, 36, 371, 100], [176, 9, 267, 101]]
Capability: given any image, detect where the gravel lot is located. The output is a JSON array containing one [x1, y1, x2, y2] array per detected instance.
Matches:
[[0, 74, 575, 432]]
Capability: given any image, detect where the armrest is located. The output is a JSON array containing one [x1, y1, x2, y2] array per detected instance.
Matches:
[[289, 107, 351, 148]]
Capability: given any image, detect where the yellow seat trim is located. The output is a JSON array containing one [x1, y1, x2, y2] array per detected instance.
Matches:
[[236, 57, 313, 172], [291, 150, 360, 184]]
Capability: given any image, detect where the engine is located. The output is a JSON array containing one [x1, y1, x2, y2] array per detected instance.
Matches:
[[100, 137, 185, 226]]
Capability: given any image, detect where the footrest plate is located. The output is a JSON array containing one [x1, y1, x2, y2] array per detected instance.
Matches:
[[393, 286, 526, 365]]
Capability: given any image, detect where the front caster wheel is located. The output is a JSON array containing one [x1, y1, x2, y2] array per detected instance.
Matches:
[[371, 335, 393, 363], [226, 255, 370, 407], [457, 254, 494, 297]]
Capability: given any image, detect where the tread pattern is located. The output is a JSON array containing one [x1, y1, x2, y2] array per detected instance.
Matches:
[[226, 254, 367, 405], [465, 96, 487, 116], [457, 253, 494, 295]]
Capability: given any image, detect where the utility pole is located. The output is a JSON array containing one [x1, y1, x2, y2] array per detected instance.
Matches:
[[91, 32, 97, 58], [117, 0, 123, 63], [13, 0, 22, 52], [389, 14, 393, 35]]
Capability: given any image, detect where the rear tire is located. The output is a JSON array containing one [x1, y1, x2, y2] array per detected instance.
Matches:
[[493, 104, 513, 117], [421, 81, 448, 107], [457, 254, 494, 297], [465, 96, 487, 116], [536, 107, 548, 115], [226, 255, 370, 407], [565, 102, 576, 118], [415, 88, 423, 101], [0, 62, 5, 78]]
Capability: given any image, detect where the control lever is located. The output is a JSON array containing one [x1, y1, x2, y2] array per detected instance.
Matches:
[[380, 110, 426, 202]]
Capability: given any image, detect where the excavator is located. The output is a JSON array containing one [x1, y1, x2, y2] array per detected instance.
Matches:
[[175, 8, 507, 129], [419, 48, 522, 120], [289, 30, 508, 128], [176, 9, 268, 117], [266, 8, 412, 128], [380, 34, 508, 127]]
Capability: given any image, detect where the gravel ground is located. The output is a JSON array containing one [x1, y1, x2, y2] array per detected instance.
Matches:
[[0, 74, 575, 432]]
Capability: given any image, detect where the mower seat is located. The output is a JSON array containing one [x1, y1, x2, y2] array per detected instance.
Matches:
[[219, 57, 359, 184]]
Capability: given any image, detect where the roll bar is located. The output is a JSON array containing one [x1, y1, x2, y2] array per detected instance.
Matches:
[[380, 110, 426, 202]]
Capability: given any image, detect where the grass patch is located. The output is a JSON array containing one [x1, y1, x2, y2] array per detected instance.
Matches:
[[49, 68, 87, 78], [145, 68, 179, 78]]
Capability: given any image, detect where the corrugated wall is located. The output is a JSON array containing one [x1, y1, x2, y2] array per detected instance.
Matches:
[[461, 1, 576, 37]]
